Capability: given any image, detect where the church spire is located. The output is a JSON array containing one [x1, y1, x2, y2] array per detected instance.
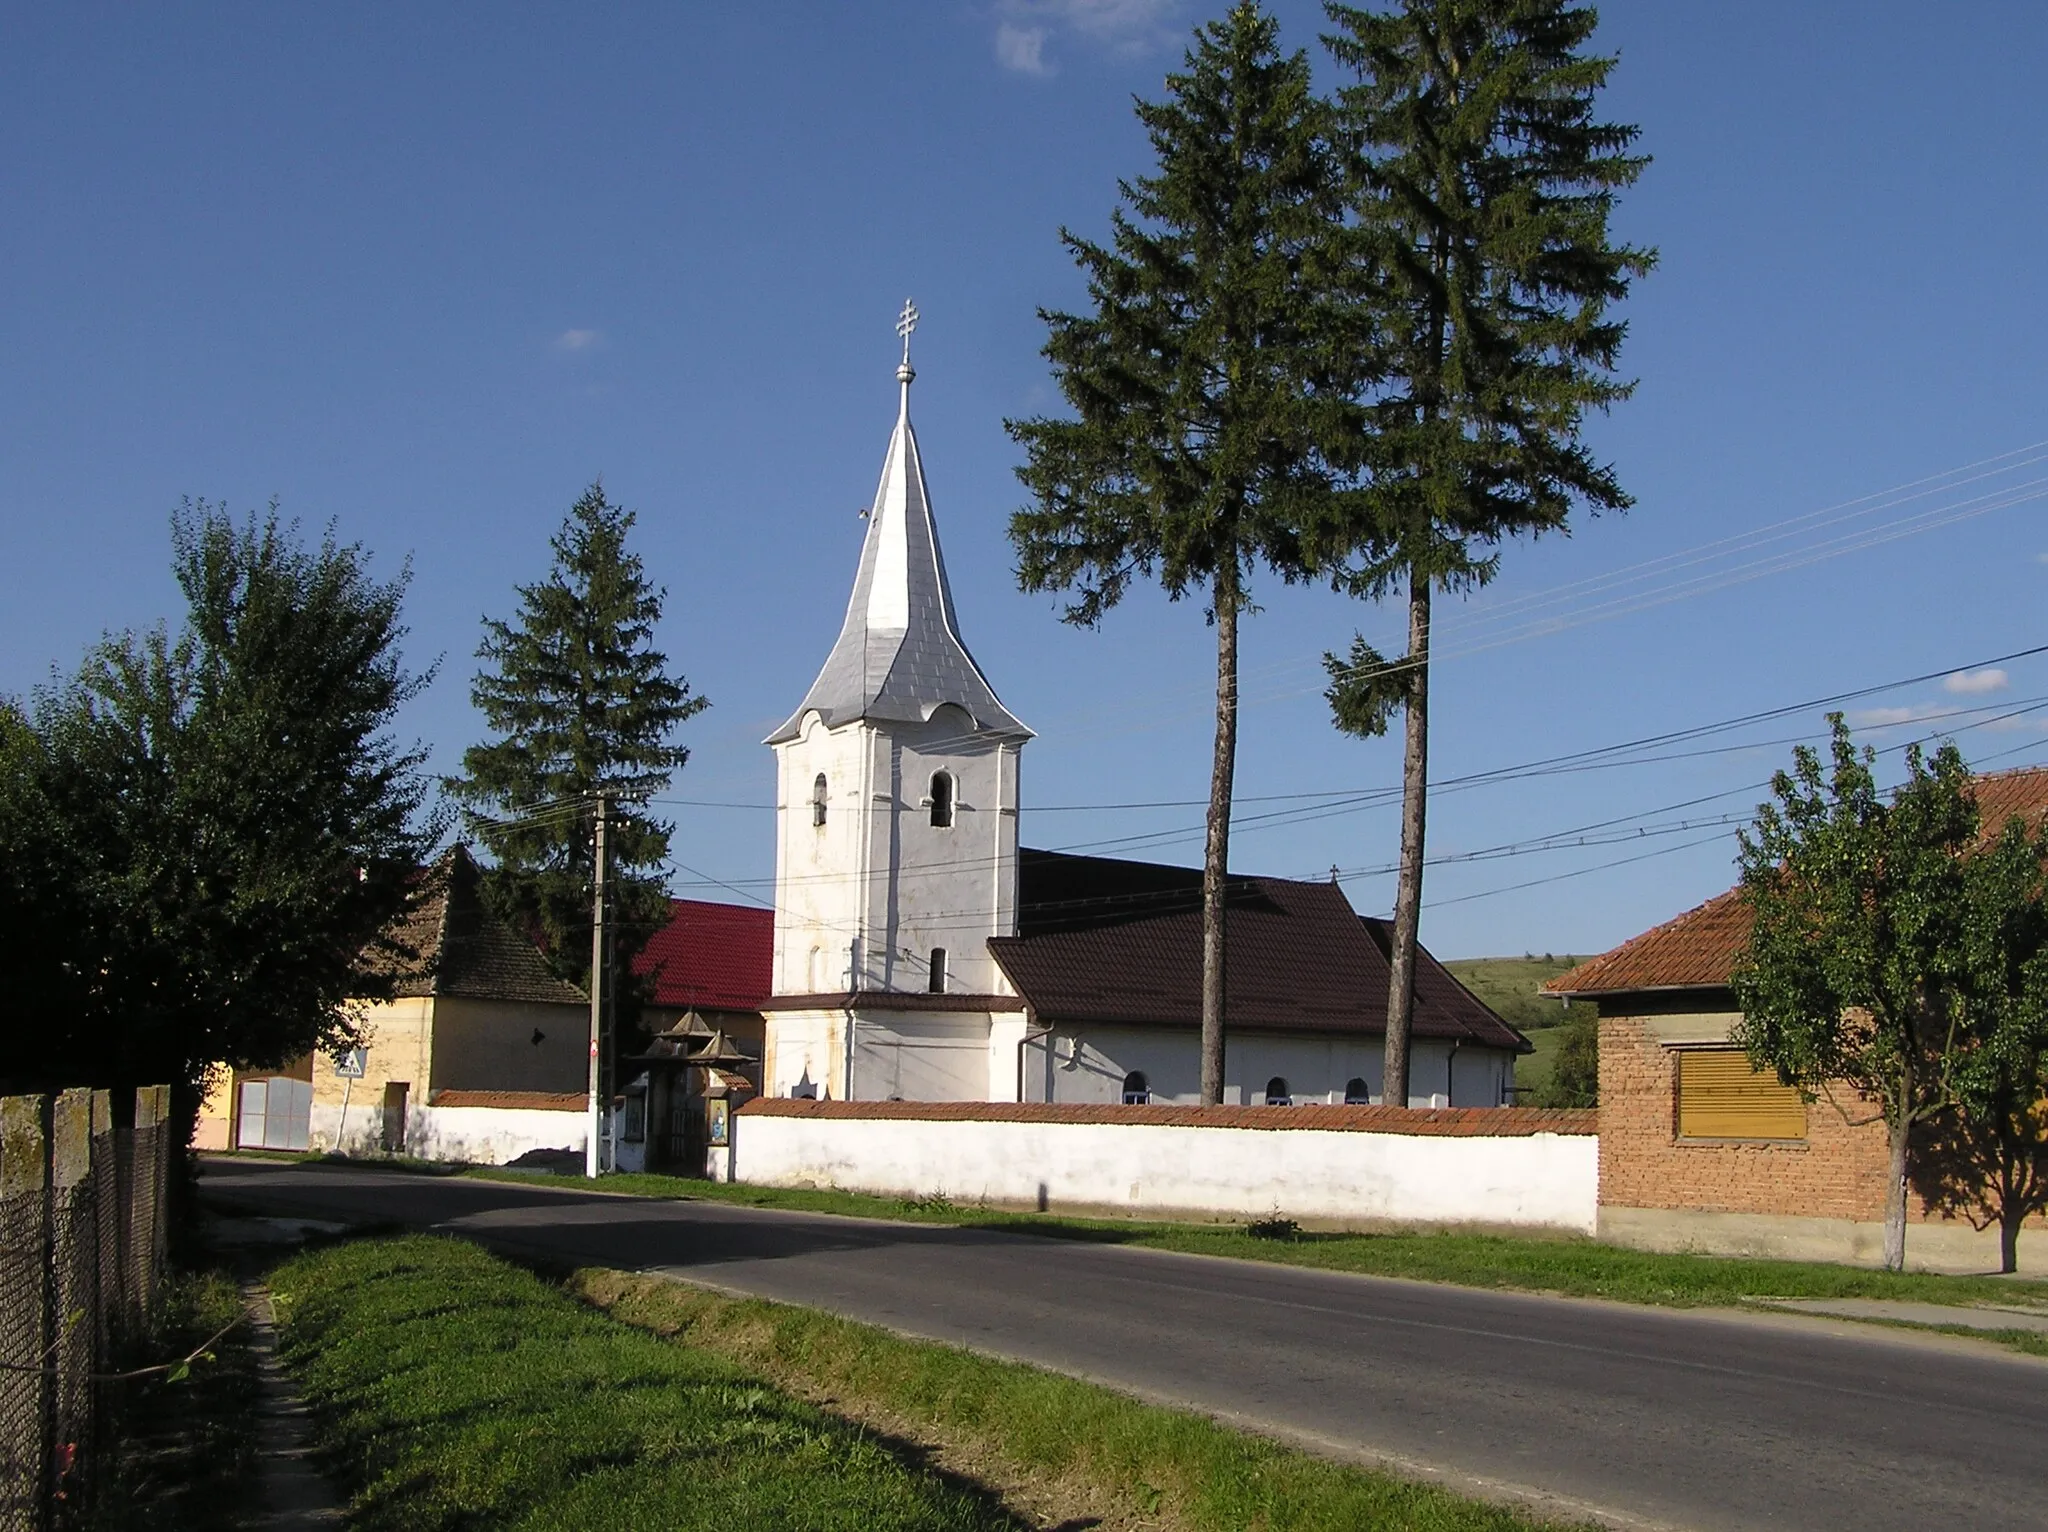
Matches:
[[766, 303, 1029, 745]]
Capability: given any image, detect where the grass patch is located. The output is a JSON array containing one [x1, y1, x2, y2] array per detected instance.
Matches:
[[271, 1235, 1589, 1532], [90, 1271, 261, 1531], [268, 1234, 1028, 1531], [573, 1265, 1596, 1531], [465, 1163, 2048, 1313]]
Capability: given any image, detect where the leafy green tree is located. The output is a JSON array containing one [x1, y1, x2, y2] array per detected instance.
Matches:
[[1316, 0, 1653, 1108], [1538, 1005, 1599, 1109], [1008, 3, 1348, 1103], [1733, 718, 1978, 1272], [1909, 811, 2048, 1273], [0, 502, 439, 1141], [448, 483, 707, 983]]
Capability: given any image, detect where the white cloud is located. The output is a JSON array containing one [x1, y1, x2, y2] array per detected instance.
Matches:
[[2038, 552, 2048, 565], [995, 22, 1051, 74], [1848, 705, 1934, 728], [1944, 668, 2009, 696], [993, 0, 1180, 74], [555, 329, 602, 352]]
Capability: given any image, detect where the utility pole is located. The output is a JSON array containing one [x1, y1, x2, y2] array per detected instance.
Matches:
[[584, 791, 610, 1180]]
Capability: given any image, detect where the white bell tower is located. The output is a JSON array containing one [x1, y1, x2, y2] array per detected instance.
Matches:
[[760, 302, 1033, 1101]]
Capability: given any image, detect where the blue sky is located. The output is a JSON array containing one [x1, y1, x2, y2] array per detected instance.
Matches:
[[4, 1, 2045, 960]]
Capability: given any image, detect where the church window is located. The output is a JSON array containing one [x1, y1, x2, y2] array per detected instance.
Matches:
[[1121, 1070, 1150, 1105], [1264, 1076, 1292, 1106], [811, 773, 828, 827], [1344, 1076, 1372, 1105], [929, 770, 955, 828], [928, 947, 948, 993]]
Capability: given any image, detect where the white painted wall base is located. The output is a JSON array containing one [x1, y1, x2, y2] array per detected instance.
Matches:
[[733, 1108, 1597, 1232], [308, 1103, 585, 1166]]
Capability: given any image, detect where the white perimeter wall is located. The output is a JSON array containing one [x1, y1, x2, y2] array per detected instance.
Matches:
[[734, 1113, 1597, 1232], [311, 1103, 586, 1165]]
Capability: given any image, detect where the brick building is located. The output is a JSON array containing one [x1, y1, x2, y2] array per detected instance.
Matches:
[[1549, 766, 2048, 1273]]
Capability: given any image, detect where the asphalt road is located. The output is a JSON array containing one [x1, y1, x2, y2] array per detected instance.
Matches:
[[200, 1158, 2048, 1532]]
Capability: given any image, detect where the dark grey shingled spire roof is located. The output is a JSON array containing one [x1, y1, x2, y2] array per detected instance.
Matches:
[[766, 329, 1030, 745]]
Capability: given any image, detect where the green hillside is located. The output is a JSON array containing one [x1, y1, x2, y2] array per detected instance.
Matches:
[[1439, 954, 1592, 1034], [1440, 955, 1599, 1105]]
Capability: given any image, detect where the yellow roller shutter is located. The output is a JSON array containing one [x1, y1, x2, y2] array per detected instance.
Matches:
[[1676, 1050, 1806, 1140]]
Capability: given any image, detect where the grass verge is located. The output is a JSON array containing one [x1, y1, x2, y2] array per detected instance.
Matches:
[[571, 1266, 1607, 1532], [466, 1164, 2048, 1314], [90, 1272, 261, 1531], [268, 1233, 1028, 1531], [268, 1232, 1589, 1531]]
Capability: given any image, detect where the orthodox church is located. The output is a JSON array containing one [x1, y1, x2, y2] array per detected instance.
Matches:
[[757, 309, 1527, 1109]]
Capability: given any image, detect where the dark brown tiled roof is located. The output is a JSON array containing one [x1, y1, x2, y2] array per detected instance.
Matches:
[[1548, 765, 2048, 998], [362, 847, 587, 1008], [739, 1097, 1594, 1136], [988, 850, 1525, 1051]]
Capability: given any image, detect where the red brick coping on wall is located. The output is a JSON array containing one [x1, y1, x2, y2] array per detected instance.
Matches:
[[738, 1098, 1595, 1137], [427, 1090, 587, 1112]]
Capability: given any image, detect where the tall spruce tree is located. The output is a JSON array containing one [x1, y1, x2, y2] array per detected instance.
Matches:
[[449, 483, 707, 982], [1314, 0, 1652, 1107], [1007, 2, 1349, 1104]]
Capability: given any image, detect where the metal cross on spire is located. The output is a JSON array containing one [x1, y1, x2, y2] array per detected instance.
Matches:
[[895, 297, 919, 382]]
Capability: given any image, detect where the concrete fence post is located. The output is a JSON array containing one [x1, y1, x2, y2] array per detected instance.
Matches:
[[88, 1093, 122, 1356], [128, 1088, 168, 1321], [48, 1088, 95, 1521], [0, 1095, 50, 1532]]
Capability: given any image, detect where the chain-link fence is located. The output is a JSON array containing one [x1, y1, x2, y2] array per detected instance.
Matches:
[[0, 1086, 171, 1532]]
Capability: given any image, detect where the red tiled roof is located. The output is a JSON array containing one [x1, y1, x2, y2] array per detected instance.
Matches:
[[634, 898, 773, 1012], [739, 1097, 1594, 1136], [989, 850, 1526, 1051], [1544, 888, 1752, 998], [428, 1090, 585, 1112], [1548, 765, 2048, 999]]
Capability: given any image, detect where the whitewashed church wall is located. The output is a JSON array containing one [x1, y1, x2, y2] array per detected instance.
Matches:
[[763, 1009, 845, 1099], [850, 1010, 992, 1101], [877, 713, 1019, 998], [1021, 1026, 1517, 1108], [771, 717, 874, 995], [986, 1014, 1030, 1102], [772, 712, 1022, 1005], [734, 1111, 1597, 1232]]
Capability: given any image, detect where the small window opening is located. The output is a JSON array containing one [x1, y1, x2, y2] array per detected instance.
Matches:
[[1121, 1070, 1150, 1105], [811, 773, 828, 827], [1264, 1076, 1292, 1107], [928, 947, 948, 993], [929, 770, 955, 828], [1344, 1076, 1372, 1105]]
